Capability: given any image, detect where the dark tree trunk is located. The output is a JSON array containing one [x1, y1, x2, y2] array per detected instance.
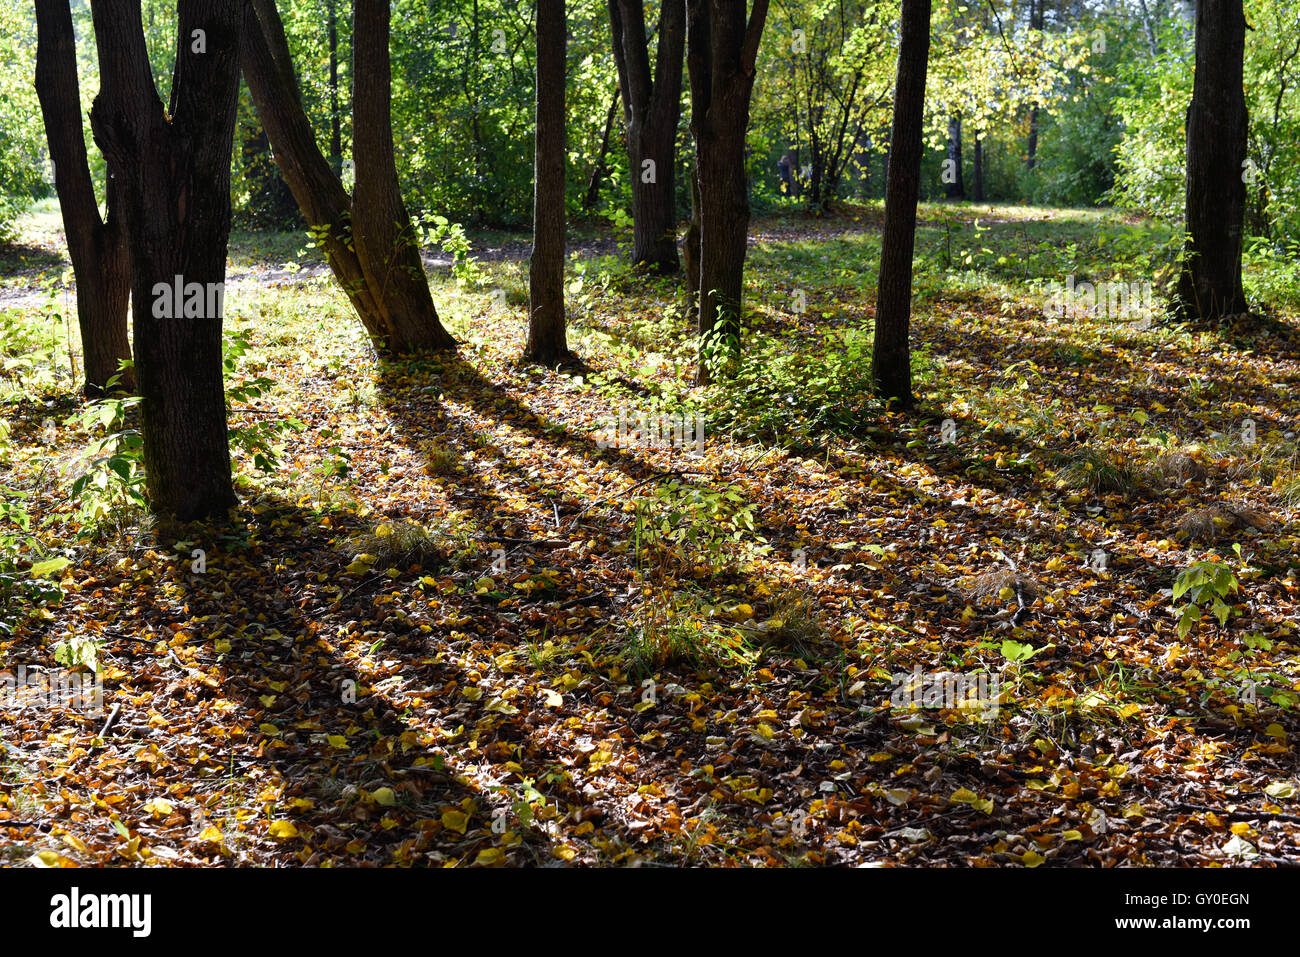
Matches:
[[944, 113, 964, 199], [34, 0, 133, 397], [526, 0, 571, 364], [610, 0, 686, 273], [88, 0, 243, 520], [972, 131, 984, 201], [686, 0, 769, 384], [328, 0, 341, 176], [582, 86, 621, 215], [1176, 0, 1249, 321], [1026, 0, 1042, 171], [871, 0, 931, 410], [352, 0, 456, 353], [684, 161, 701, 318], [241, 0, 456, 354]]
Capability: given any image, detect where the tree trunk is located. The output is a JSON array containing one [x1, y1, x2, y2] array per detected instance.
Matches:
[[972, 131, 984, 202], [582, 86, 621, 215], [686, 0, 769, 384], [944, 113, 964, 199], [352, 0, 456, 353], [1026, 0, 1042, 171], [241, 0, 456, 355], [610, 0, 686, 274], [871, 0, 931, 410], [34, 0, 133, 397], [1176, 0, 1249, 321], [88, 0, 243, 521], [526, 0, 571, 364], [328, 0, 342, 177], [684, 162, 701, 319]]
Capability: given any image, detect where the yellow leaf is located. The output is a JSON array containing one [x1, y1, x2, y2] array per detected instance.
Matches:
[[1265, 723, 1287, 743], [214, 639, 232, 654], [1062, 830, 1083, 841], [543, 689, 563, 707], [143, 798, 173, 819], [552, 845, 577, 861], [372, 787, 397, 807], [950, 787, 980, 804], [474, 847, 505, 866], [441, 809, 469, 834], [327, 735, 348, 748], [268, 820, 299, 840], [1022, 850, 1046, 868], [1046, 557, 1066, 571], [198, 825, 225, 843]]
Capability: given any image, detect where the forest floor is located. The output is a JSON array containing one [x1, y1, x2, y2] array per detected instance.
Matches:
[[2, 201, 1299, 867]]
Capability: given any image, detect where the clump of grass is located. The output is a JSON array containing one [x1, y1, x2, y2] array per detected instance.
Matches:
[[419, 440, 460, 476], [751, 587, 827, 656], [1144, 450, 1208, 486], [1053, 447, 1140, 497], [971, 567, 1040, 604], [1274, 472, 1300, 508], [344, 517, 459, 569], [1174, 503, 1274, 544], [616, 588, 754, 675]]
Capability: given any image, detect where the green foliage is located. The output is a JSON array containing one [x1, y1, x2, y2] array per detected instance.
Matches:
[[0, 493, 65, 636], [1172, 560, 1241, 638], [634, 481, 757, 576], [0, 0, 46, 238]]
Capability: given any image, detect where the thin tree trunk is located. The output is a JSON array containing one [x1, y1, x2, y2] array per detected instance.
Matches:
[[1026, 0, 1042, 171], [583, 86, 621, 215], [526, 0, 571, 364], [1176, 0, 1249, 321], [684, 161, 701, 319], [945, 113, 964, 199], [871, 0, 931, 410], [328, 0, 341, 176], [610, 0, 686, 273], [34, 0, 133, 397], [972, 131, 984, 202], [88, 0, 243, 520], [686, 0, 769, 384]]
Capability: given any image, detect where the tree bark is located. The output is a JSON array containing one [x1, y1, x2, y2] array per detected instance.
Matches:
[[526, 0, 571, 364], [686, 0, 769, 384], [88, 0, 243, 520], [241, 0, 456, 354], [352, 0, 457, 353], [610, 0, 686, 274], [871, 0, 931, 410], [1026, 0, 1042, 171], [972, 131, 984, 202], [1175, 0, 1249, 321], [34, 0, 133, 397]]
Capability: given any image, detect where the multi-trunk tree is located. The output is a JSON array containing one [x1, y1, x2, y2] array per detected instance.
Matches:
[[609, 0, 686, 273], [1175, 0, 1249, 322], [88, 0, 244, 520], [685, 0, 769, 384], [34, 0, 133, 397], [241, 0, 456, 355], [870, 0, 931, 409]]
